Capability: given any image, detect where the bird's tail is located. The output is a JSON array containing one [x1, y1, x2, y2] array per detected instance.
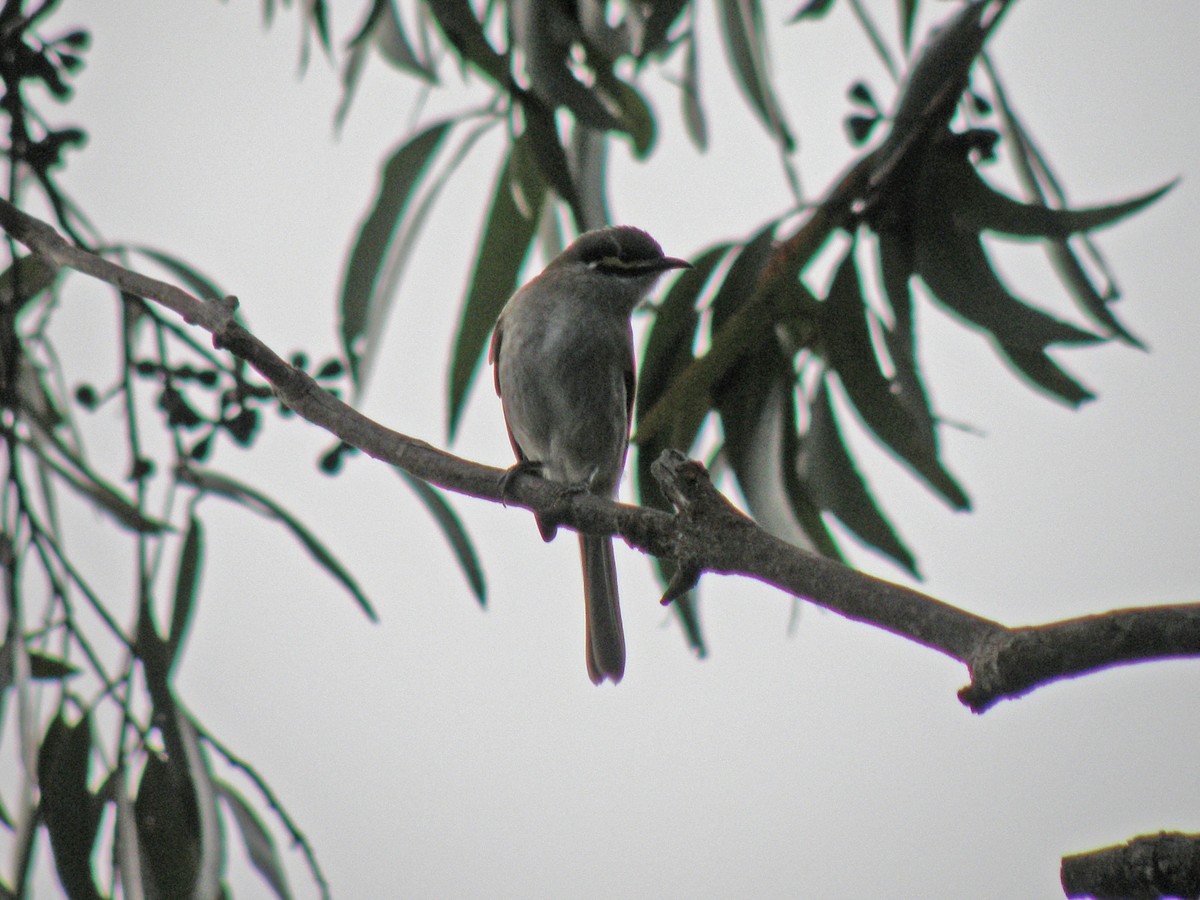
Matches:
[[580, 533, 625, 684]]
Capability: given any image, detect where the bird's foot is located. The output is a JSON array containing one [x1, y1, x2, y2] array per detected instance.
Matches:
[[498, 459, 543, 506]]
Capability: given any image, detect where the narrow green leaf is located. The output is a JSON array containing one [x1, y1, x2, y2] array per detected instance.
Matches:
[[174, 712, 223, 900], [823, 243, 966, 508], [167, 515, 204, 676], [362, 0, 437, 81], [519, 94, 584, 227], [447, 149, 545, 440], [395, 469, 487, 606], [717, 0, 795, 151], [425, 0, 507, 85], [135, 751, 200, 900], [709, 229, 829, 552], [780, 417, 845, 564], [601, 74, 656, 158], [898, 0, 918, 52], [807, 380, 917, 574], [518, 0, 620, 132], [571, 124, 610, 233], [996, 343, 1094, 407], [640, 0, 690, 57], [38, 712, 102, 900], [955, 169, 1175, 240], [125, 245, 225, 301], [789, 0, 836, 22], [1047, 240, 1142, 347], [891, 1, 990, 132], [335, 42, 370, 132], [216, 781, 292, 900], [182, 468, 378, 622], [21, 435, 171, 534], [679, 32, 708, 151], [340, 120, 454, 390], [359, 118, 498, 397], [914, 180, 1102, 349]]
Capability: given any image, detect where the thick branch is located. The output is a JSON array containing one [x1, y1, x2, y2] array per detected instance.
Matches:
[[1062, 832, 1200, 900], [3, 197, 1198, 713]]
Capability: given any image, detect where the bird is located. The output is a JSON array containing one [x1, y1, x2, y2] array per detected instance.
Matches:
[[489, 226, 691, 684]]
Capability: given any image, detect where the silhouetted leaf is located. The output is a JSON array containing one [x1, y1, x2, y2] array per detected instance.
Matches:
[[340, 120, 454, 390], [39, 712, 102, 900], [997, 343, 1094, 407], [952, 166, 1174, 240], [447, 148, 545, 439], [1047, 240, 1143, 347], [636, 245, 730, 466], [357, 118, 497, 394], [717, 0, 795, 151], [823, 242, 967, 508], [891, 1, 990, 133], [789, 0, 836, 22], [182, 468, 378, 622], [395, 469, 487, 606], [514, 0, 620, 131], [602, 75, 656, 158], [571, 124, 610, 232], [710, 227, 827, 551], [425, 0, 507, 85], [519, 95, 584, 226], [23, 437, 171, 534], [217, 781, 292, 900], [640, 0, 690, 57], [136, 751, 200, 900], [167, 515, 203, 677], [679, 32, 708, 151], [807, 380, 916, 574], [914, 157, 1103, 349], [848, 81, 878, 110], [898, 0, 918, 52], [348, 0, 436, 81]]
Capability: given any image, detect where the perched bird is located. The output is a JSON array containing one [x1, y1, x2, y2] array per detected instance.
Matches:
[[489, 226, 691, 684]]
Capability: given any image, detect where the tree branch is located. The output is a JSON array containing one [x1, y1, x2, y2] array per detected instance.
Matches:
[[1062, 832, 1200, 900], [3, 196, 1198, 714]]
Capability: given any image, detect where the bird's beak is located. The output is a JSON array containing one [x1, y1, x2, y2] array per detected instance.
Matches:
[[658, 257, 693, 272]]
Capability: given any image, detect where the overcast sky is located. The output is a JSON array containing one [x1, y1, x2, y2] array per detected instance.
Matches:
[[13, 1, 1200, 897]]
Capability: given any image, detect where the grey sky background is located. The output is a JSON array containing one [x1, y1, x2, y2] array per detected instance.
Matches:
[[14, 1, 1200, 897]]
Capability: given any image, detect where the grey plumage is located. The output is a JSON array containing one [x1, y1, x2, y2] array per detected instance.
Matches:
[[489, 226, 690, 684]]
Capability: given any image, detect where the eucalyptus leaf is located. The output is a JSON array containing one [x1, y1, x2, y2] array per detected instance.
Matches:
[[425, 0, 507, 85], [182, 468, 378, 622], [167, 515, 204, 677], [823, 243, 964, 508], [447, 148, 545, 439], [680, 32, 708, 151], [807, 380, 917, 574], [395, 469, 487, 607], [340, 120, 454, 391], [716, 0, 795, 151], [997, 343, 1094, 407], [217, 780, 293, 900], [38, 712, 102, 900]]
